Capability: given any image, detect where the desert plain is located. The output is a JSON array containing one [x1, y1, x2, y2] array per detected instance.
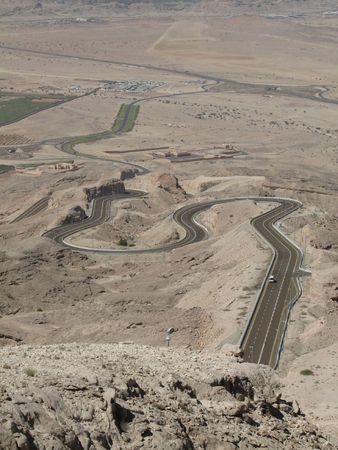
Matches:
[[0, 1, 338, 448]]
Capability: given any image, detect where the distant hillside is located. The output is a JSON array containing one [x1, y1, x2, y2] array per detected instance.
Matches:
[[1, 0, 201, 16], [1, 0, 338, 18]]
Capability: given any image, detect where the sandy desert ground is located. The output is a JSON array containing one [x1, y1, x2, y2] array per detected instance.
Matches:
[[0, 0, 338, 445]]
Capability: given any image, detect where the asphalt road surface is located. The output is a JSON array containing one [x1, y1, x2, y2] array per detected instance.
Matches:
[[10, 196, 50, 223], [56, 90, 209, 175], [240, 199, 302, 367], [43, 191, 146, 247]]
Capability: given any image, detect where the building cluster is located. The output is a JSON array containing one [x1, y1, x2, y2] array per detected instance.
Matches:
[[48, 161, 79, 172], [152, 150, 191, 158], [152, 144, 239, 161]]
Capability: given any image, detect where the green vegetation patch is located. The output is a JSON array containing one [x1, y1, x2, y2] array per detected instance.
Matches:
[[0, 92, 73, 126], [61, 103, 140, 156], [24, 367, 36, 377], [111, 103, 140, 133], [300, 369, 314, 376]]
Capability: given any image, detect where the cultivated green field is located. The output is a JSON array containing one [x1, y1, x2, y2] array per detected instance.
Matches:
[[0, 92, 74, 126], [0, 164, 14, 173], [61, 103, 140, 156]]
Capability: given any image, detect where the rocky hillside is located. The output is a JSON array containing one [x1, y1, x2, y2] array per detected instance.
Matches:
[[0, 343, 333, 449]]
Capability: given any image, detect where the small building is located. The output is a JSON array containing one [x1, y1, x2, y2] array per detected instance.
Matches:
[[48, 161, 78, 172], [172, 150, 191, 157], [152, 150, 174, 158]]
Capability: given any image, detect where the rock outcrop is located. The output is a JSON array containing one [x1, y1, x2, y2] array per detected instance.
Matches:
[[119, 168, 139, 181], [156, 173, 185, 195], [330, 286, 338, 303], [84, 180, 126, 202], [62, 205, 87, 225], [0, 343, 333, 450]]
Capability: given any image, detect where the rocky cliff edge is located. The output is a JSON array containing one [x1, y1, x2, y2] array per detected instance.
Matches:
[[0, 343, 333, 450]]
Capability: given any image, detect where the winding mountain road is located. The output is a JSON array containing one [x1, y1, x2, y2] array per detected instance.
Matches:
[[11, 142, 305, 369], [42, 192, 303, 367]]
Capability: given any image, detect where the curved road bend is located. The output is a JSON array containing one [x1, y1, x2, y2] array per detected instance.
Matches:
[[56, 87, 216, 169], [43, 190, 146, 246]]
